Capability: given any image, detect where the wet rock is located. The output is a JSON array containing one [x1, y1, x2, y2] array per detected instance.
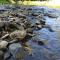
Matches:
[[0, 21, 5, 27], [37, 25, 42, 30], [31, 13, 39, 16], [0, 6, 7, 14], [27, 28, 33, 34], [36, 14, 44, 19], [38, 41, 45, 45], [11, 13, 26, 19], [4, 51, 11, 60], [9, 43, 25, 60], [0, 41, 8, 49], [0, 50, 4, 60], [47, 13, 58, 18], [40, 20, 45, 25], [27, 8, 32, 10], [35, 20, 45, 30], [35, 20, 40, 25], [35, 14, 46, 26]]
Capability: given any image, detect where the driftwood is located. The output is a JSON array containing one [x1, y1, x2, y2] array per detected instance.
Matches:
[[1, 34, 9, 39]]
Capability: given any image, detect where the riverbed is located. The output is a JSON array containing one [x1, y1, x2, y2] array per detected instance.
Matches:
[[0, 5, 60, 60]]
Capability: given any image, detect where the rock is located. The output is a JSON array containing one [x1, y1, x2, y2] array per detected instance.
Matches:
[[9, 43, 25, 60], [47, 13, 58, 18], [35, 20, 40, 25], [38, 41, 45, 45], [18, 14, 26, 19], [0, 20, 5, 27], [0, 50, 4, 60], [0, 41, 8, 49], [35, 14, 45, 26], [27, 8, 32, 10], [10, 30, 26, 40], [50, 16, 60, 32], [37, 25, 42, 29], [40, 20, 45, 25], [4, 51, 11, 60], [27, 28, 33, 34], [11, 13, 26, 19], [31, 13, 39, 16], [36, 14, 44, 19]]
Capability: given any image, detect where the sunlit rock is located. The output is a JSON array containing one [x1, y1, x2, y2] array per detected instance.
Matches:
[[0, 41, 8, 49], [10, 30, 26, 40]]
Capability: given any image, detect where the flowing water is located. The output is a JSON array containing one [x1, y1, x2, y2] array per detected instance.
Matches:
[[24, 7, 60, 60]]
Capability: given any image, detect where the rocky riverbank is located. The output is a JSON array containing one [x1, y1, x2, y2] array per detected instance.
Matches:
[[0, 5, 60, 60]]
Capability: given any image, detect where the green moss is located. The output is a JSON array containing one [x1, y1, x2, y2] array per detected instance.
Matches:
[[0, 0, 8, 4]]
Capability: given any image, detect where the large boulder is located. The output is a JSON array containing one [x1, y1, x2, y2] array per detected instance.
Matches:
[[9, 43, 25, 60]]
